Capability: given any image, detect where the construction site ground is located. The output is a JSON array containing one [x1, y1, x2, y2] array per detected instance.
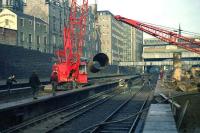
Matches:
[[154, 78, 200, 133]]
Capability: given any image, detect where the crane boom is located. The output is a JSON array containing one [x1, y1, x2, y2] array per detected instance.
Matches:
[[115, 15, 200, 55]]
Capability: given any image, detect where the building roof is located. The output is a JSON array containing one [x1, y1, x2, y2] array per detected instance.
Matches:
[[97, 10, 115, 17], [14, 10, 47, 24], [0, 8, 47, 24]]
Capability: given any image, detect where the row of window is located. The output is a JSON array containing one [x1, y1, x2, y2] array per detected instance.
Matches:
[[19, 18, 47, 31], [20, 32, 47, 45]]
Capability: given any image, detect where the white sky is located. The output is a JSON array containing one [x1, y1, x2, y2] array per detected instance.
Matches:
[[89, 0, 200, 38]]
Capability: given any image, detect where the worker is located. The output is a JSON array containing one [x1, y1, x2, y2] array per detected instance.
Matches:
[[127, 79, 132, 92], [6, 74, 17, 94], [148, 78, 151, 87], [29, 71, 41, 99], [160, 70, 164, 81], [50, 71, 58, 96], [142, 76, 145, 86]]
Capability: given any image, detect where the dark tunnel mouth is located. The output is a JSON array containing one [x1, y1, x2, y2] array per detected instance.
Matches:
[[93, 53, 109, 67], [88, 53, 109, 73]]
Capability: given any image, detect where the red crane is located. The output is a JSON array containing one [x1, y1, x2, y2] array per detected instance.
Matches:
[[52, 0, 89, 86], [115, 15, 200, 55]]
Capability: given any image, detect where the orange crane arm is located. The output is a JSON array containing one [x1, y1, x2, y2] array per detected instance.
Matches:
[[115, 15, 200, 55]]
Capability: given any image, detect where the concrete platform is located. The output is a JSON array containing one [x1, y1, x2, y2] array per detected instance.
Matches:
[[0, 80, 117, 111], [0, 75, 138, 130], [0, 80, 121, 130], [143, 104, 178, 133], [0, 90, 69, 110]]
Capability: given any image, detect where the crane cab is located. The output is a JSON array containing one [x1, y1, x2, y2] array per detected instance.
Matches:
[[77, 61, 88, 84]]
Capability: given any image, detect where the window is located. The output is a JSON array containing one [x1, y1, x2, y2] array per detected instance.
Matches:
[[20, 18, 24, 26], [44, 24, 47, 32], [36, 22, 40, 27], [20, 32, 24, 42], [52, 35, 56, 44], [23, 0, 27, 5], [28, 34, 32, 43], [37, 35, 40, 45], [29, 20, 32, 25], [88, 35, 91, 41], [5, 19, 9, 25], [37, 36, 40, 51], [45, 0, 49, 4], [53, 16, 56, 31], [44, 36, 47, 45]]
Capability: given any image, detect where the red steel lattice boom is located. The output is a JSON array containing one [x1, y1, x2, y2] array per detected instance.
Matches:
[[115, 15, 200, 55]]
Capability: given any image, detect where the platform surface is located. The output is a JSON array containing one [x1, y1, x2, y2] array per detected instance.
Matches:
[[143, 104, 178, 133], [0, 75, 136, 111]]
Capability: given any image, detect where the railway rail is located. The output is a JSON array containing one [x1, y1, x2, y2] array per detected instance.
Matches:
[[2, 86, 124, 133], [81, 84, 152, 133], [1, 75, 145, 133], [49, 79, 151, 133]]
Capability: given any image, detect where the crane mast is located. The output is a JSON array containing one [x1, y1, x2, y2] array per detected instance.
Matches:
[[53, 0, 88, 85], [115, 15, 200, 55]]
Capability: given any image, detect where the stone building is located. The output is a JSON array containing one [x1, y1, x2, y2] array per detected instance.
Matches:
[[143, 38, 200, 61], [23, 0, 99, 57], [0, 0, 101, 58], [97, 11, 124, 65], [97, 10, 143, 65], [83, 4, 100, 59], [0, 0, 24, 12], [122, 24, 143, 62], [132, 28, 143, 62], [23, 0, 66, 53], [0, 8, 48, 52]]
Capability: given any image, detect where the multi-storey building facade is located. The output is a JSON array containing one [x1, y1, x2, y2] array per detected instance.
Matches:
[[97, 10, 143, 65], [97, 11, 125, 65], [123, 23, 132, 62], [143, 38, 200, 61], [23, 0, 99, 57], [122, 24, 143, 62], [23, 0, 66, 53], [133, 29, 143, 62], [0, 0, 24, 12], [0, 8, 48, 52], [83, 4, 99, 59]]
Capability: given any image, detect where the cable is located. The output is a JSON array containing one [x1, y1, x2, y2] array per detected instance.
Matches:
[[140, 21, 200, 36]]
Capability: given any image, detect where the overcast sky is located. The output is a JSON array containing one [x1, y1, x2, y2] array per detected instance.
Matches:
[[89, 0, 200, 38]]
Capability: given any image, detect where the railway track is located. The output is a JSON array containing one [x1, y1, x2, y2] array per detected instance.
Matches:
[[81, 85, 151, 133], [1, 76, 145, 133], [2, 86, 124, 133], [49, 79, 151, 133]]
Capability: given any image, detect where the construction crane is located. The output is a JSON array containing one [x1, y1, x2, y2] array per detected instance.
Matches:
[[115, 15, 200, 55], [52, 0, 89, 87], [52, 0, 108, 89]]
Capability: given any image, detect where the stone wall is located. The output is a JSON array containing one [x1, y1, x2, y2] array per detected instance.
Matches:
[[0, 43, 53, 79]]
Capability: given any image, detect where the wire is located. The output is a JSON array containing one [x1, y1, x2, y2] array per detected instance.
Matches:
[[140, 21, 200, 37]]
